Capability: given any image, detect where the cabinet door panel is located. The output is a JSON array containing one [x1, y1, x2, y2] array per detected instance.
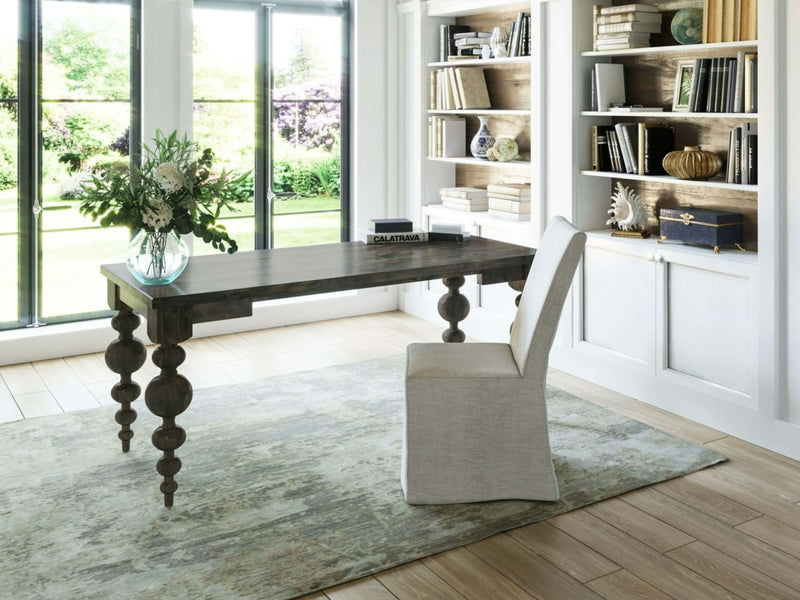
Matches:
[[666, 263, 751, 394], [582, 245, 653, 363]]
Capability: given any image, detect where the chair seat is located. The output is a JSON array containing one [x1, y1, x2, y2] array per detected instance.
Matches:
[[407, 342, 520, 379]]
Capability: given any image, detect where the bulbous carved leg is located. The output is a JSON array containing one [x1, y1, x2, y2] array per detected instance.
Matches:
[[508, 280, 526, 335], [438, 276, 470, 343], [105, 306, 147, 452], [145, 343, 192, 507]]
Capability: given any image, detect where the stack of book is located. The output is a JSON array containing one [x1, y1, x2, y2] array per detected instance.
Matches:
[[726, 122, 758, 184], [486, 183, 531, 221], [440, 187, 489, 212], [453, 31, 491, 57], [429, 67, 491, 110], [684, 52, 758, 114], [703, 0, 758, 43], [592, 122, 674, 175], [592, 4, 662, 51]]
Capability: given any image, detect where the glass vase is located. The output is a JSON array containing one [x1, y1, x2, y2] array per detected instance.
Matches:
[[126, 229, 189, 285], [470, 116, 495, 159]]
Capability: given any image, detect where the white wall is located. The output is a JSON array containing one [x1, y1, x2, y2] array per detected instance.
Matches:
[[0, 0, 397, 366]]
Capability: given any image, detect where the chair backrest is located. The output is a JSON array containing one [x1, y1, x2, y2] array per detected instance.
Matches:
[[509, 216, 587, 377]]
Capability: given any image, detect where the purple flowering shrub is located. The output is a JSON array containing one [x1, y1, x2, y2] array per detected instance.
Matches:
[[273, 83, 340, 151]]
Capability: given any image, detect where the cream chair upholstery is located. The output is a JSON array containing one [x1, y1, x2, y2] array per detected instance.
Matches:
[[401, 216, 587, 504]]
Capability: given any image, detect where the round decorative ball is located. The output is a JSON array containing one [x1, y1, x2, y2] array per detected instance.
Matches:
[[662, 145, 723, 180], [671, 8, 703, 45], [492, 136, 519, 162]]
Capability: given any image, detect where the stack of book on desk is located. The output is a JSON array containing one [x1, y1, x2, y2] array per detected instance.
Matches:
[[592, 3, 662, 51], [440, 187, 489, 212], [487, 183, 531, 221]]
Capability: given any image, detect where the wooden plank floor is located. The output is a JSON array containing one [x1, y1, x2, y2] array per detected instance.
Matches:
[[2, 310, 799, 600]]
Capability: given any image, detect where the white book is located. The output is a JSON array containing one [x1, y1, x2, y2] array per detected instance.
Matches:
[[442, 119, 466, 158], [594, 63, 625, 112], [439, 186, 488, 199], [442, 200, 489, 212], [486, 182, 531, 196], [599, 3, 660, 14], [441, 195, 488, 206], [488, 198, 531, 213]]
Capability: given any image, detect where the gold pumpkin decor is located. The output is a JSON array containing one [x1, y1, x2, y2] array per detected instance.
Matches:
[[662, 145, 723, 180]]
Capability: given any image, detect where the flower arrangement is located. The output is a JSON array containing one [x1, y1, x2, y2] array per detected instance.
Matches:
[[77, 130, 249, 254]]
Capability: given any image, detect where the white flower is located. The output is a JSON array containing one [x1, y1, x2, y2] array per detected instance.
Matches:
[[142, 200, 174, 231], [154, 162, 183, 193]]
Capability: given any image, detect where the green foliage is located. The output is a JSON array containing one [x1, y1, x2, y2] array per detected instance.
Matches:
[[77, 130, 251, 254], [0, 110, 15, 189], [273, 148, 340, 198], [43, 17, 128, 98]]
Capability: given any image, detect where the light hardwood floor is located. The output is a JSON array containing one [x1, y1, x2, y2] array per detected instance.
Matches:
[[3, 310, 800, 600]]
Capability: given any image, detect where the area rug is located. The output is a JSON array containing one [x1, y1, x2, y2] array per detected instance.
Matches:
[[0, 355, 725, 600]]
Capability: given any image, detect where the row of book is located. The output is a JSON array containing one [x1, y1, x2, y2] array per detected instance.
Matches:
[[726, 123, 758, 184], [592, 3, 662, 51], [428, 116, 465, 158], [591, 123, 674, 176], [703, 0, 757, 43], [430, 67, 491, 111], [439, 184, 531, 221], [685, 53, 757, 114], [438, 12, 531, 62]]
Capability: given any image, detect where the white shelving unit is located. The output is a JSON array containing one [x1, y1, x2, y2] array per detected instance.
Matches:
[[396, 0, 541, 342]]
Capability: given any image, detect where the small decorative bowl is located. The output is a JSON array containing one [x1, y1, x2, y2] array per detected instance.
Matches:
[[662, 145, 723, 180], [492, 136, 519, 162], [671, 8, 703, 45]]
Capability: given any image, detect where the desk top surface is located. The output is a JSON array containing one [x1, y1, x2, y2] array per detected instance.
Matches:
[[102, 238, 535, 311]]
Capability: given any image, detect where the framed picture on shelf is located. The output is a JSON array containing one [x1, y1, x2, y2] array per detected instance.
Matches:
[[672, 60, 695, 111]]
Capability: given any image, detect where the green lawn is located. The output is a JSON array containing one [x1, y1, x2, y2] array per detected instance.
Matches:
[[0, 187, 343, 321]]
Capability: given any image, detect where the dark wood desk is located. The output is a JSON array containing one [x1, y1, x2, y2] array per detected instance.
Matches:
[[101, 238, 535, 506]]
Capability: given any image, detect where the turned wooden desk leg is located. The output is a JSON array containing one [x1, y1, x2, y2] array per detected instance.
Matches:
[[145, 342, 192, 507], [438, 276, 470, 343], [105, 305, 147, 452]]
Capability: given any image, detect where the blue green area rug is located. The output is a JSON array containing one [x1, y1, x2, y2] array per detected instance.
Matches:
[[0, 355, 725, 600]]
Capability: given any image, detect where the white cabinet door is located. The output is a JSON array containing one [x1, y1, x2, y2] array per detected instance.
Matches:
[[655, 249, 756, 401], [579, 241, 656, 370]]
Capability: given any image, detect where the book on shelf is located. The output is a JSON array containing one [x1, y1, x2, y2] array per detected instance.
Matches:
[[487, 209, 531, 221], [594, 63, 625, 112], [591, 124, 614, 172], [638, 123, 674, 176], [739, 122, 758, 184], [440, 24, 470, 62], [597, 21, 662, 34], [487, 191, 531, 202], [439, 186, 487, 199], [441, 197, 489, 211], [614, 122, 639, 174], [607, 129, 624, 172], [596, 11, 662, 24], [599, 3, 660, 15], [453, 31, 489, 39], [609, 106, 663, 112], [744, 53, 757, 112], [369, 218, 413, 233], [455, 36, 490, 47], [488, 198, 531, 213], [454, 67, 491, 109], [486, 182, 531, 196], [704, 0, 758, 43], [594, 40, 652, 50], [441, 119, 466, 158]]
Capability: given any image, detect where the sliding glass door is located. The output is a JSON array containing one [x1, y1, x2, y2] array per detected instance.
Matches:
[[193, 0, 349, 253], [1, 0, 140, 330]]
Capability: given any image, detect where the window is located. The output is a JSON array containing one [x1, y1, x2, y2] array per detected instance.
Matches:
[[1, 0, 140, 330], [193, 0, 349, 253]]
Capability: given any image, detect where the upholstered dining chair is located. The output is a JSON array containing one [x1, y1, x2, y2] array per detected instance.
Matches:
[[401, 216, 587, 504]]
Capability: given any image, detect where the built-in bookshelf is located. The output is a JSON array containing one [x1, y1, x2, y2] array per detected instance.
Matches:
[[420, 0, 539, 244], [579, 1, 760, 252]]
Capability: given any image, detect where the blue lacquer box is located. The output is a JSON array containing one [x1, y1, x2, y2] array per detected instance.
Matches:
[[659, 208, 744, 253]]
